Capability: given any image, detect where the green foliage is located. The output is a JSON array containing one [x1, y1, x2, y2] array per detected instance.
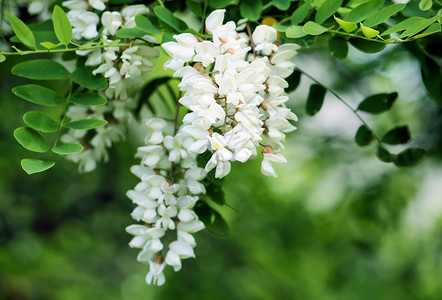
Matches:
[[69, 93, 107, 106], [334, 16, 357, 32], [302, 21, 328, 35], [315, 0, 343, 24], [20, 158, 55, 174], [14, 127, 50, 153], [240, 0, 263, 21], [305, 84, 326, 116], [12, 59, 70, 80], [291, 0, 312, 25], [5, 13, 36, 49], [12, 84, 64, 106], [394, 148, 426, 166], [135, 15, 161, 35], [154, 6, 186, 32], [329, 36, 348, 59], [23, 111, 59, 133], [0, 54, 5, 63], [52, 143, 84, 155], [64, 119, 108, 130], [53, 5, 72, 46], [357, 92, 398, 114], [285, 70, 302, 93], [116, 27, 148, 38], [71, 67, 108, 90], [381, 126, 411, 145], [344, 0, 385, 23], [363, 4, 406, 27], [355, 125, 374, 146]]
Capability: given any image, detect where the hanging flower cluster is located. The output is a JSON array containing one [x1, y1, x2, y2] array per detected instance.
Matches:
[[126, 9, 300, 286], [61, 1, 159, 172]]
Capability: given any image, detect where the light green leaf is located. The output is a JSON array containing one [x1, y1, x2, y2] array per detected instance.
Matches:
[[419, 0, 433, 11], [302, 21, 328, 35], [21, 159, 55, 175], [135, 15, 161, 35], [71, 66, 108, 90], [64, 119, 108, 130], [239, 0, 263, 22], [154, 6, 184, 32], [381, 17, 426, 36], [14, 127, 50, 153], [291, 0, 312, 25], [52, 143, 84, 155], [398, 15, 440, 39], [329, 36, 348, 60], [363, 4, 406, 27], [414, 22, 442, 39], [286, 25, 307, 38], [69, 93, 107, 106], [273, 23, 289, 32], [315, 0, 343, 24], [40, 41, 60, 49], [12, 84, 64, 106], [53, 5, 72, 46], [344, 0, 385, 23], [0, 54, 5, 63], [360, 23, 379, 38], [23, 111, 59, 133], [5, 13, 36, 49], [12, 59, 70, 80], [271, 0, 291, 10], [334, 16, 357, 32]]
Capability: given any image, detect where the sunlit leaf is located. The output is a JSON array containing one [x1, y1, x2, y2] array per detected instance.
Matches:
[[363, 4, 406, 27], [116, 28, 148, 38], [21, 159, 55, 175], [286, 25, 307, 38], [64, 119, 108, 130], [52, 143, 84, 155], [5, 13, 36, 49], [302, 21, 328, 35], [14, 127, 50, 153], [0, 55, 5, 63], [419, 0, 433, 11], [334, 16, 358, 32], [315, 0, 343, 24], [12, 84, 64, 106], [23, 111, 59, 133], [271, 0, 291, 10], [53, 5, 72, 46], [12, 59, 70, 80], [344, 0, 385, 23], [360, 23, 380, 38]]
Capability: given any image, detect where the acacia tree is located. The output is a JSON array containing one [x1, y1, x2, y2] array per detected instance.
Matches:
[[0, 0, 441, 286]]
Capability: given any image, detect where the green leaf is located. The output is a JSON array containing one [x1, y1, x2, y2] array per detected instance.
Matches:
[[306, 84, 326, 116], [116, 28, 148, 38], [398, 15, 440, 39], [69, 93, 107, 106], [285, 70, 302, 93], [52, 143, 84, 155], [414, 23, 441, 39], [381, 17, 426, 36], [363, 4, 406, 27], [12, 84, 64, 106], [64, 119, 108, 130], [419, 0, 433, 11], [135, 15, 161, 35], [53, 5, 72, 46], [71, 66, 108, 90], [355, 125, 374, 146], [186, 0, 203, 16], [381, 126, 411, 145], [334, 16, 357, 32], [11, 59, 70, 80], [208, 0, 235, 8], [360, 23, 379, 38], [315, 0, 343, 24], [349, 38, 386, 53], [344, 0, 385, 23], [329, 36, 348, 60], [21, 159, 55, 175], [23, 111, 59, 133], [207, 210, 229, 236], [273, 23, 289, 32], [394, 148, 426, 167], [421, 57, 442, 103], [239, 0, 263, 22], [206, 183, 225, 205], [291, 0, 311, 25], [14, 127, 50, 153], [357, 92, 398, 114], [154, 6, 184, 32], [5, 13, 36, 49], [302, 21, 328, 35], [377, 146, 396, 163], [271, 0, 291, 10], [40, 41, 60, 49], [286, 25, 307, 38], [0, 54, 5, 63]]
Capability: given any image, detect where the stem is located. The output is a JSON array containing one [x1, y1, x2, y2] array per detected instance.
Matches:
[[246, 25, 257, 56], [201, 0, 209, 34], [328, 29, 405, 44], [53, 82, 73, 148], [297, 68, 382, 144]]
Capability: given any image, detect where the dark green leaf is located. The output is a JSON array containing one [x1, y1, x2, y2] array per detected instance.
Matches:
[[355, 125, 374, 146], [23, 111, 59, 133], [135, 15, 161, 35], [306, 84, 326, 116], [209, 0, 235, 8], [285, 70, 302, 93], [69, 93, 107, 106], [291, 0, 311, 25], [206, 183, 225, 205], [271, 0, 291, 10], [421, 57, 442, 103], [414, 23, 441, 39], [64, 119, 108, 130], [154, 6, 185, 32], [329, 36, 348, 60], [349, 38, 386, 53], [315, 0, 343, 24], [71, 66, 108, 90], [14, 127, 50, 152], [12, 84, 64, 106], [21, 159, 55, 175], [186, 0, 203, 16], [394, 148, 426, 167], [357, 92, 398, 114], [381, 17, 426, 36], [363, 4, 406, 27], [53, 5, 72, 46], [377, 146, 396, 163], [239, 0, 263, 21], [12, 59, 70, 80], [194, 201, 215, 226], [135, 77, 172, 117], [207, 211, 229, 236], [398, 15, 440, 39], [302, 21, 328, 35], [344, 0, 385, 23], [5, 13, 36, 49], [52, 143, 84, 155], [381, 126, 411, 145]]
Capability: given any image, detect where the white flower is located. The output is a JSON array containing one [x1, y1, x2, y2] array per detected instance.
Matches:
[[67, 10, 99, 40], [162, 33, 198, 70], [63, 0, 88, 11], [101, 11, 122, 35], [194, 41, 220, 67], [146, 261, 166, 286], [165, 241, 195, 271], [89, 0, 108, 11], [205, 9, 225, 33], [252, 25, 278, 55], [122, 4, 149, 28], [156, 204, 178, 230], [145, 118, 168, 144], [261, 152, 287, 177]]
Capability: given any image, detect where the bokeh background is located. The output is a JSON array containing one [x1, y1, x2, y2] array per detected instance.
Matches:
[[1, 24, 442, 300]]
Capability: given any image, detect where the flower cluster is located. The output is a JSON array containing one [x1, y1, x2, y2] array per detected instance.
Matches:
[[126, 9, 300, 286], [61, 1, 159, 172], [126, 119, 207, 286]]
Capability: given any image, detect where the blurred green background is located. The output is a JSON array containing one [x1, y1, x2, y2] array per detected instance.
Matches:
[[1, 36, 442, 299]]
